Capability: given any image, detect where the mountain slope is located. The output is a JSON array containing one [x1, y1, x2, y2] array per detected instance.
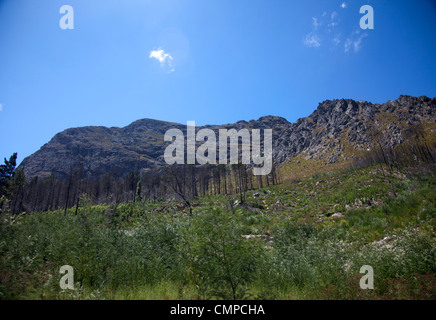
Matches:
[[19, 95, 436, 180], [19, 116, 290, 179], [275, 95, 436, 178]]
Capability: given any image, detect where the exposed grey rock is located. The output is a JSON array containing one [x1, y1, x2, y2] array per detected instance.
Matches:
[[331, 213, 345, 218], [20, 116, 289, 179], [272, 95, 435, 163], [19, 95, 436, 180]]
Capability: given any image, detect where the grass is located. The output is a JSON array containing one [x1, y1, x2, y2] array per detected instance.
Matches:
[[0, 164, 435, 300]]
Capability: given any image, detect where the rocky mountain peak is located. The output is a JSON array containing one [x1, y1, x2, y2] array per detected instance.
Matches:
[[19, 96, 435, 180]]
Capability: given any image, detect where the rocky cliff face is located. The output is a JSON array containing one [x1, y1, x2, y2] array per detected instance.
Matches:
[[273, 95, 436, 165], [19, 95, 436, 179], [20, 119, 180, 179], [19, 116, 290, 179]]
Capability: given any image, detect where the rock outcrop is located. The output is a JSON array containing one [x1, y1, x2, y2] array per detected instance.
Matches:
[[273, 95, 435, 164], [19, 95, 436, 179]]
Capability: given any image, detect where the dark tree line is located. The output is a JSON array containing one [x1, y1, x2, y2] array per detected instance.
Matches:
[[1, 159, 280, 214]]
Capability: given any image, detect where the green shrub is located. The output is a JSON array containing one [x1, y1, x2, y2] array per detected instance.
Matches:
[[178, 208, 263, 299]]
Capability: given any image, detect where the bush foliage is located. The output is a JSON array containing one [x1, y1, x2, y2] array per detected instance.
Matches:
[[0, 165, 435, 300]]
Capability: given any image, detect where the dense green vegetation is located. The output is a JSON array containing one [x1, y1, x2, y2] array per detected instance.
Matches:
[[0, 165, 435, 300]]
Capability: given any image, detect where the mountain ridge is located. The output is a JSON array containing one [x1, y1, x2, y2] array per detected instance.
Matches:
[[19, 95, 436, 180]]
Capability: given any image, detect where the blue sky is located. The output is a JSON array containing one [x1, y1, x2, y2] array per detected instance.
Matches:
[[0, 0, 435, 164]]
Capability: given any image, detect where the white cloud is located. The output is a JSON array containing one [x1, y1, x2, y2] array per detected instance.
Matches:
[[353, 33, 368, 52], [345, 33, 368, 53], [303, 32, 321, 48], [304, 8, 369, 53], [312, 17, 320, 30], [0, 104, 3, 112], [149, 48, 171, 63], [328, 11, 339, 27], [149, 48, 175, 72], [304, 16, 322, 48]]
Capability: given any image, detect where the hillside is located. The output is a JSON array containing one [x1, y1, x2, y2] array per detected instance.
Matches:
[[19, 95, 436, 180], [1, 164, 435, 299], [276, 95, 436, 179], [2, 97, 436, 301], [19, 116, 290, 179]]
